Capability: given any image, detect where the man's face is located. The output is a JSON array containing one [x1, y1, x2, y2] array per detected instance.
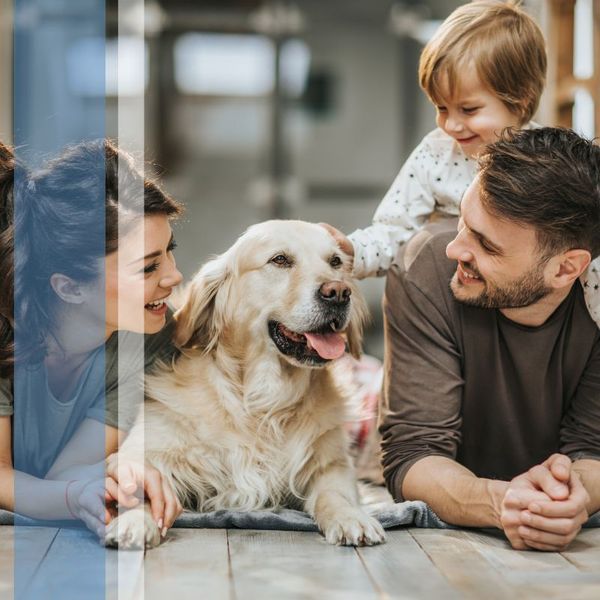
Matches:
[[446, 178, 552, 309]]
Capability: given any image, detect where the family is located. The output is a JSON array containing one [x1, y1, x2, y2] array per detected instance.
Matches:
[[0, 0, 599, 552]]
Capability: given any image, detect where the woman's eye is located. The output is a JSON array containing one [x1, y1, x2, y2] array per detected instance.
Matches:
[[462, 107, 478, 114], [144, 261, 160, 274], [142, 240, 177, 274], [270, 254, 292, 267], [436, 106, 447, 113], [330, 255, 342, 268]]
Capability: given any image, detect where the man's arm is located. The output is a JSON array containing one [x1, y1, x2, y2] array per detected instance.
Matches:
[[559, 323, 600, 515], [573, 458, 600, 515], [380, 234, 465, 501], [402, 451, 585, 551], [402, 456, 508, 527]]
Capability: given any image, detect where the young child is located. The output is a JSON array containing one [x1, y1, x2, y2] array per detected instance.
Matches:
[[333, 0, 600, 327]]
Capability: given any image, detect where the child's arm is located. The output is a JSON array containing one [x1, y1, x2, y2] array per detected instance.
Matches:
[[349, 139, 437, 279]]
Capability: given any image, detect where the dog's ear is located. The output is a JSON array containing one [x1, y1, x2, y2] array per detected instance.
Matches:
[[346, 285, 369, 359], [174, 252, 233, 351]]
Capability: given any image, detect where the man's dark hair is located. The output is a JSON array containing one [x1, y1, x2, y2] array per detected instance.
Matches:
[[478, 127, 600, 259]]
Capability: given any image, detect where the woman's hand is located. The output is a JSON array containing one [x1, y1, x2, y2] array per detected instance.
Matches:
[[66, 478, 111, 538], [104, 454, 183, 537]]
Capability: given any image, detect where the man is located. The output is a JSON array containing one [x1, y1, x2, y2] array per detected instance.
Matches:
[[380, 127, 600, 551]]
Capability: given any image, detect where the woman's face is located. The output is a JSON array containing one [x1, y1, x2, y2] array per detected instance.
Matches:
[[103, 214, 183, 337]]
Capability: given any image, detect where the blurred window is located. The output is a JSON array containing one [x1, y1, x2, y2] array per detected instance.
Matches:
[[175, 33, 274, 96], [174, 33, 310, 98], [67, 36, 149, 97], [573, 88, 594, 137], [573, 0, 594, 136], [574, 0, 593, 80], [280, 39, 310, 98]]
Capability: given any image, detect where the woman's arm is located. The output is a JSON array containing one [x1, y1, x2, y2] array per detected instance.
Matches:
[[45, 419, 122, 480], [0, 416, 105, 532], [0, 416, 14, 510], [46, 418, 181, 532]]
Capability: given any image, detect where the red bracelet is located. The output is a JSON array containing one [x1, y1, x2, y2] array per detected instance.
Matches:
[[65, 480, 78, 519]]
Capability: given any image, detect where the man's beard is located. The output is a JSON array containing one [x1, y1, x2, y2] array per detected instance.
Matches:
[[450, 261, 552, 309]]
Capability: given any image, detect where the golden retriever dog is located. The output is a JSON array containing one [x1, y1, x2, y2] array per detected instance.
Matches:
[[105, 220, 386, 549]]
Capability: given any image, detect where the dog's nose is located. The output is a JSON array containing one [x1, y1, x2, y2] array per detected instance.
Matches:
[[319, 281, 351, 305]]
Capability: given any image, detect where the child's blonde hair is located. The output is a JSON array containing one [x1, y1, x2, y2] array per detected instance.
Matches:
[[419, 0, 546, 124]]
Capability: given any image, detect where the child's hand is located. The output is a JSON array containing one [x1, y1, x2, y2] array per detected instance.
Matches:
[[319, 223, 354, 259]]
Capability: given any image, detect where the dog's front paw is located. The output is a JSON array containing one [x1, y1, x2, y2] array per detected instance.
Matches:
[[104, 508, 161, 550], [320, 508, 386, 546]]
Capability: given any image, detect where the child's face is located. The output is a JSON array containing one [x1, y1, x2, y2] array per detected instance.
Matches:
[[434, 67, 522, 158]]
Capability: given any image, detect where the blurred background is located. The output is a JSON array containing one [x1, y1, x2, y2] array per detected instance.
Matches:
[[0, 0, 597, 357]]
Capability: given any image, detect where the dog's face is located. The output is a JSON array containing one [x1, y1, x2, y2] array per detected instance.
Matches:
[[175, 220, 367, 367]]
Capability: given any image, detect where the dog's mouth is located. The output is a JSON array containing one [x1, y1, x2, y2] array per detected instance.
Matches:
[[268, 320, 346, 365]]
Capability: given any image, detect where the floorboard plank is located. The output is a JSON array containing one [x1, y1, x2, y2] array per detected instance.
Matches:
[[464, 528, 576, 571], [0, 525, 59, 600], [356, 529, 460, 599], [409, 529, 516, 600], [25, 527, 108, 600], [0, 526, 14, 599], [105, 545, 144, 600], [462, 529, 600, 598], [561, 529, 600, 571], [228, 529, 379, 600], [142, 528, 230, 600]]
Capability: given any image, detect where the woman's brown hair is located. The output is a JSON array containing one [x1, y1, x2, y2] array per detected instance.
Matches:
[[0, 140, 182, 378], [0, 143, 15, 378]]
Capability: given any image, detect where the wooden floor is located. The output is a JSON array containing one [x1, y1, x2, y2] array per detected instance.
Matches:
[[1, 525, 599, 599]]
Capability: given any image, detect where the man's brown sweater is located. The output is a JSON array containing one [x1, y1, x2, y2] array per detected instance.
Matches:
[[380, 230, 600, 500]]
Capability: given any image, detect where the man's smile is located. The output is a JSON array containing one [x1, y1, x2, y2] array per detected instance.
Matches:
[[457, 261, 483, 285]]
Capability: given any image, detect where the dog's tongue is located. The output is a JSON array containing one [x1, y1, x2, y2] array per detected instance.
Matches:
[[304, 332, 346, 360]]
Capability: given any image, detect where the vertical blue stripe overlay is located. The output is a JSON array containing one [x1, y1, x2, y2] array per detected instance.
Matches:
[[13, 1, 106, 598]]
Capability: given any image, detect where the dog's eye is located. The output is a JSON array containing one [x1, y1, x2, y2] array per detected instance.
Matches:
[[330, 255, 342, 269], [270, 254, 293, 268]]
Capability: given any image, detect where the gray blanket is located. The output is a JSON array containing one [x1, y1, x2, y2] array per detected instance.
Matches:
[[0, 501, 450, 530], [172, 500, 454, 530], [1, 502, 599, 531]]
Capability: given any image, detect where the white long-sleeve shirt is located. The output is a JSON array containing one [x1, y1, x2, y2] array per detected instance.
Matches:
[[349, 126, 600, 329], [350, 128, 475, 278]]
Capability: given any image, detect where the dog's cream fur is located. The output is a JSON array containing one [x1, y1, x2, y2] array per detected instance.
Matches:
[[105, 220, 385, 549]]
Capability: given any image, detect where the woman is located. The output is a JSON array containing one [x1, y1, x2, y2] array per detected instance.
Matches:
[[0, 139, 184, 538]]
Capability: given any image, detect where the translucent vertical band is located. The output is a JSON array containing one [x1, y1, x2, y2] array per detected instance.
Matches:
[[116, 1, 146, 598]]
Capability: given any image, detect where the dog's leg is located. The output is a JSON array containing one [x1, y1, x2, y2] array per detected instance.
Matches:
[[104, 502, 161, 550], [305, 457, 386, 547]]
